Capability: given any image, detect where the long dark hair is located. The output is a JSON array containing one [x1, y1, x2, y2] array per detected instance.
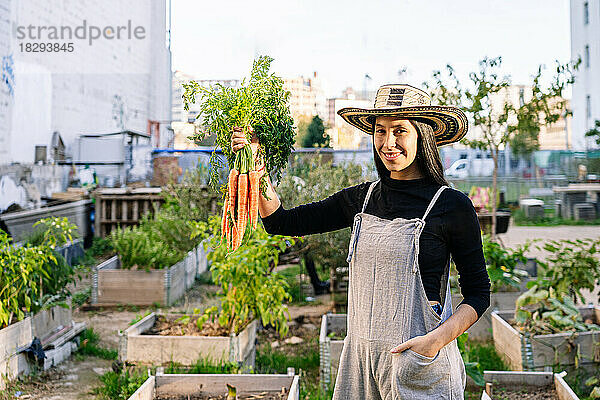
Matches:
[[372, 119, 449, 186]]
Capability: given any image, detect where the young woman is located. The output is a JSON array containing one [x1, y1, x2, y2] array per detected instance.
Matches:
[[231, 84, 490, 399]]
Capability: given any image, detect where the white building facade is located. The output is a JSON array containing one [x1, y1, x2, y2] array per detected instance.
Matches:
[[0, 0, 172, 164], [570, 0, 600, 150]]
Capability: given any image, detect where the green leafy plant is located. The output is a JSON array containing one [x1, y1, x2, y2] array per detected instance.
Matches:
[[189, 214, 294, 337], [182, 55, 295, 195], [482, 234, 530, 292], [164, 356, 242, 374], [75, 327, 118, 360], [0, 217, 80, 328], [109, 224, 184, 270], [533, 238, 600, 304], [0, 231, 54, 328], [457, 332, 485, 387], [515, 285, 600, 335], [94, 367, 148, 400]]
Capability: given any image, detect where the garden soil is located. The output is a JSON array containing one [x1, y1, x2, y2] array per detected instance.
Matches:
[[154, 390, 288, 400], [489, 385, 558, 399]]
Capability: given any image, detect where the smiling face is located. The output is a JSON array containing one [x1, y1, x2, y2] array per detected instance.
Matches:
[[373, 116, 422, 179]]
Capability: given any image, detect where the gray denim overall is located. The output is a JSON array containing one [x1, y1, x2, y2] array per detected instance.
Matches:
[[332, 179, 466, 400]]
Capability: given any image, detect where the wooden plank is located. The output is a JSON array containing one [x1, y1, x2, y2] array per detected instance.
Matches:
[[125, 313, 156, 337], [122, 200, 128, 222], [555, 372, 580, 400], [97, 270, 166, 305], [483, 371, 553, 386], [143, 200, 149, 216], [491, 311, 523, 370], [111, 199, 117, 223], [125, 315, 256, 366], [127, 335, 230, 365], [127, 375, 155, 400], [133, 200, 139, 222], [155, 374, 295, 396]]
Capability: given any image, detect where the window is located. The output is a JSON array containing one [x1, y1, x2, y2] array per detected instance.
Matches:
[[584, 2, 589, 24], [519, 87, 525, 107], [585, 45, 590, 68], [586, 95, 591, 119]]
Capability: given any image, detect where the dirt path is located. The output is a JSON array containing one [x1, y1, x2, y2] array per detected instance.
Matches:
[[7, 357, 112, 400]]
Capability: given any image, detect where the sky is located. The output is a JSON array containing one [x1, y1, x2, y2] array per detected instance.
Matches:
[[170, 0, 572, 98]]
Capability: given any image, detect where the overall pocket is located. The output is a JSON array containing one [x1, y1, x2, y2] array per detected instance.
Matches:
[[392, 347, 451, 397]]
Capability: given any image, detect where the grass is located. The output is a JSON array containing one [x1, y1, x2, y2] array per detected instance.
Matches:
[[256, 335, 329, 399], [512, 208, 600, 226], [164, 357, 243, 374], [467, 341, 510, 372], [74, 327, 118, 360], [92, 367, 149, 400]]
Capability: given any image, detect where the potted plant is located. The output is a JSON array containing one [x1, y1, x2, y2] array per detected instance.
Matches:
[[120, 214, 295, 367]]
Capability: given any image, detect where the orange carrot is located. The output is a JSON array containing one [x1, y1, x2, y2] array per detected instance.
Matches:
[[228, 167, 238, 223], [236, 172, 249, 246], [248, 170, 258, 229]]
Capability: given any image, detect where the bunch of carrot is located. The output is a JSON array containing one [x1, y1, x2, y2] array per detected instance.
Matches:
[[221, 140, 261, 253]]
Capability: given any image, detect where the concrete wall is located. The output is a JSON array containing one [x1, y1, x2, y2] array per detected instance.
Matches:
[[570, 0, 600, 150], [0, 0, 172, 165]]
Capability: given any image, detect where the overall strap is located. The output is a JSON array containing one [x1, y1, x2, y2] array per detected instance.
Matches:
[[361, 179, 380, 213], [421, 185, 448, 221]]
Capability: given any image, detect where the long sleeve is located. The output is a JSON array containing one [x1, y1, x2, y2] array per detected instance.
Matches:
[[260, 184, 365, 236], [443, 190, 491, 320]]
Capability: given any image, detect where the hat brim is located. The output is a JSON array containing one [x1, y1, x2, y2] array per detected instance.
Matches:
[[337, 105, 468, 146]]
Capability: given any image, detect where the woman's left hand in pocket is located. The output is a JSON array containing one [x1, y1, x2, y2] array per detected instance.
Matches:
[[390, 333, 441, 358]]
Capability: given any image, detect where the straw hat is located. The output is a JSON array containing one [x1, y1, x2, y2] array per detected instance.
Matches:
[[337, 84, 468, 146]]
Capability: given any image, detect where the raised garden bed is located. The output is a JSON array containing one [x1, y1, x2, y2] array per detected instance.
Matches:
[[481, 370, 579, 400], [91, 243, 205, 306], [0, 199, 92, 242], [491, 306, 600, 371], [128, 372, 299, 400], [319, 313, 346, 389], [119, 312, 257, 368]]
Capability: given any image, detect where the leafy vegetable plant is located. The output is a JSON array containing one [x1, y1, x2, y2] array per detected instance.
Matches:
[[514, 237, 600, 335], [189, 213, 295, 337], [182, 55, 295, 252]]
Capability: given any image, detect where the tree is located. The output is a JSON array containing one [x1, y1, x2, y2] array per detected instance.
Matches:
[[301, 115, 330, 148], [424, 56, 579, 239], [585, 120, 600, 146], [294, 114, 312, 148]]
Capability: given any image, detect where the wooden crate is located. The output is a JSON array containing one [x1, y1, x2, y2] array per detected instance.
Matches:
[[319, 313, 346, 390], [92, 247, 200, 307], [129, 372, 299, 400], [481, 371, 579, 400], [119, 313, 257, 367], [92, 187, 164, 237], [491, 306, 600, 371]]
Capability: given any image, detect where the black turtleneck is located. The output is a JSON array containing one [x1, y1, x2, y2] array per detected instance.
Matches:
[[260, 174, 491, 320]]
